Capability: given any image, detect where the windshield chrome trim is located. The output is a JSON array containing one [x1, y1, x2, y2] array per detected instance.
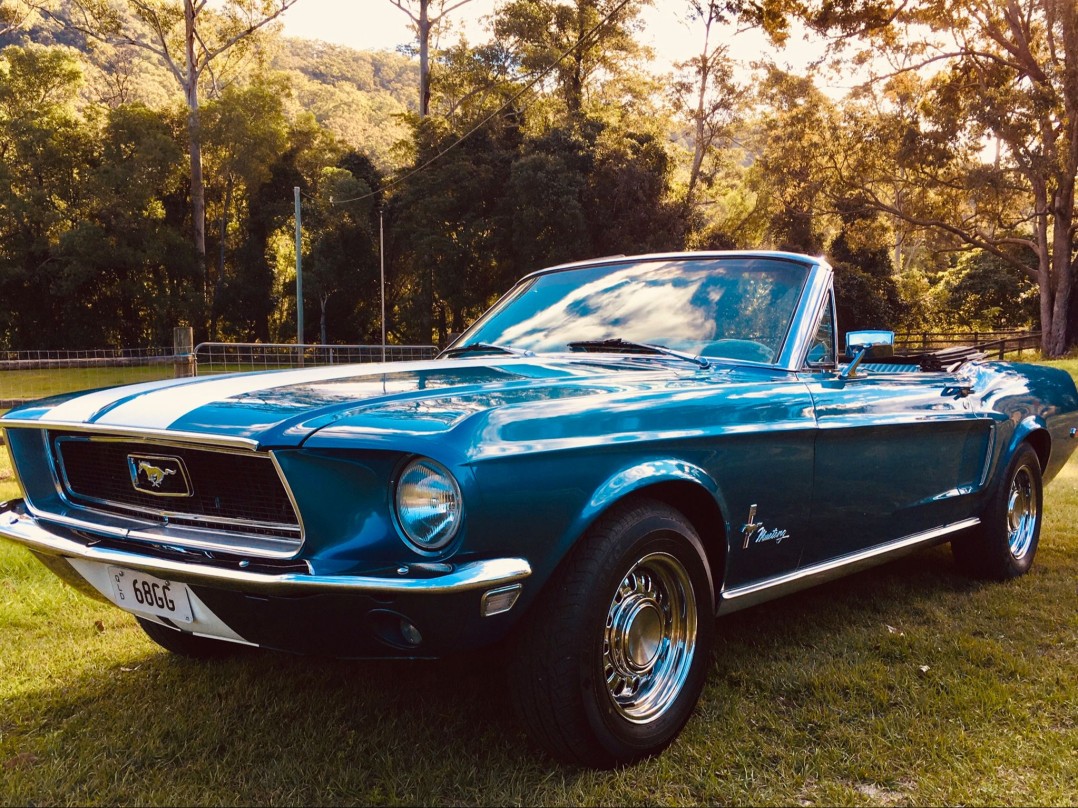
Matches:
[[775, 260, 834, 372]]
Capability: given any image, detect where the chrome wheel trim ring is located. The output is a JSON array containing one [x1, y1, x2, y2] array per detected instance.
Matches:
[[602, 551, 698, 724], [1006, 464, 1038, 561]]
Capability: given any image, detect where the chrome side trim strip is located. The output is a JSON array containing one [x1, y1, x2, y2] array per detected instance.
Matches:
[[979, 426, 997, 489], [20, 502, 303, 557], [0, 506, 531, 595], [1, 419, 260, 450], [718, 518, 980, 615]]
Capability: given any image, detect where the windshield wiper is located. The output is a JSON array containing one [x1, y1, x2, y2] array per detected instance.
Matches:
[[441, 342, 533, 359], [567, 338, 710, 369]]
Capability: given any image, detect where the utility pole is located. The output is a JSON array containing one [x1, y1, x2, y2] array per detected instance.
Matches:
[[294, 187, 304, 347], [380, 208, 386, 362]]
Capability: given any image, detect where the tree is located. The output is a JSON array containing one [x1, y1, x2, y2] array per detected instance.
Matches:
[[745, 67, 838, 253], [751, 0, 1078, 355], [670, 0, 744, 207], [391, 117, 519, 344], [0, 0, 51, 35], [62, 0, 300, 329], [304, 164, 380, 344], [493, 0, 647, 121], [933, 250, 1038, 332], [828, 204, 906, 333], [58, 103, 200, 346], [387, 0, 476, 117], [200, 79, 289, 337], [0, 45, 93, 349]]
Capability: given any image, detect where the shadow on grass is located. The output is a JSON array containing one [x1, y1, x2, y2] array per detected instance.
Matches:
[[3, 542, 1068, 805]]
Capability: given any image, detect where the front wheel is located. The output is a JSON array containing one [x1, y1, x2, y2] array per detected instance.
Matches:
[[952, 442, 1043, 580], [509, 499, 715, 768]]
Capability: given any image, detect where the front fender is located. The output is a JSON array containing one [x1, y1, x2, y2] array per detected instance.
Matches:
[[569, 458, 728, 597], [582, 458, 725, 528]]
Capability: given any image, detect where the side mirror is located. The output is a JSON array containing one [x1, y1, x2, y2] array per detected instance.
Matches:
[[845, 330, 895, 360], [841, 330, 895, 379]]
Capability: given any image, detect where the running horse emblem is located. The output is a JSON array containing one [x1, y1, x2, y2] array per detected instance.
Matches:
[[137, 460, 176, 488]]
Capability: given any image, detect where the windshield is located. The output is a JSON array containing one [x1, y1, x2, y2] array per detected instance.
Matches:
[[453, 256, 810, 364]]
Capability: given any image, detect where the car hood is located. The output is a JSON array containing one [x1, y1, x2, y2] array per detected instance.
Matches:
[[2, 357, 788, 450]]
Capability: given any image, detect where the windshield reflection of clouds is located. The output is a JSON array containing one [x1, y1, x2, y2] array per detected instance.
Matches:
[[466, 259, 807, 359], [498, 265, 716, 352]]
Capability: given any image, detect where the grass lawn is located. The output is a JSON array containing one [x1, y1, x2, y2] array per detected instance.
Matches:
[[0, 365, 179, 404], [0, 368, 1076, 805]]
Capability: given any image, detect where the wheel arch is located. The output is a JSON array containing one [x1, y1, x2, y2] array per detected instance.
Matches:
[[1011, 418, 1050, 474], [626, 480, 728, 609], [572, 460, 729, 610]]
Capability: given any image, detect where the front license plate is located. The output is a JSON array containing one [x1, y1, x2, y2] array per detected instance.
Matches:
[[107, 567, 194, 623]]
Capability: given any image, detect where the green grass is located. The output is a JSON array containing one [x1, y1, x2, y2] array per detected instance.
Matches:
[[1, 382, 1077, 805], [0, 365, 179, 403]]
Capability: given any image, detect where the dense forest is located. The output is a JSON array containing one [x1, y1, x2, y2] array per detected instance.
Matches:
[[0, 0, 1072, 353]]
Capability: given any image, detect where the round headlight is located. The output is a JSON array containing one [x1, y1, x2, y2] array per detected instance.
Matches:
[[394, 457, 463, 551]]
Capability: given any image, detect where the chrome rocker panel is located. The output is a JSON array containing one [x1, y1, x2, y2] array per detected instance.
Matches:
[[718, 517, 981, 614]]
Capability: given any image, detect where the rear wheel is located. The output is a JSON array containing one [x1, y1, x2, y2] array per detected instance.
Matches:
[[952, 442, 1043, 580], [509, 499, 715, 768], [136, 616, 240, 659]]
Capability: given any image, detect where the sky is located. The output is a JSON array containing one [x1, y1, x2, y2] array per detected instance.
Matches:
[[278, 0, 835, 81]]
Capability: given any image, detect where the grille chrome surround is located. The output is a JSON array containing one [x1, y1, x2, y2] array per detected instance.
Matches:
[[42, 432, 304, 558]]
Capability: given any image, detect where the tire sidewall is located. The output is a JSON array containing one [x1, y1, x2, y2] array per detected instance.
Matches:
[[576, 509, 715, 764], [990, 444, 1043, 578]]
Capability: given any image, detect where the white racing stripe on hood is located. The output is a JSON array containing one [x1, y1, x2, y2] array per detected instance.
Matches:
[[46, 363, 411, 429], [42, 376, 206, 424]]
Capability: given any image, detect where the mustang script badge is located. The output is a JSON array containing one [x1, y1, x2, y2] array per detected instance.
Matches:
[[128, 454, 192, 497], [741, 504, 790, 549]]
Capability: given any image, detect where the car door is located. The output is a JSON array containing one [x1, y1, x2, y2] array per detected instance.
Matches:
[[803, 364, 995, 566]]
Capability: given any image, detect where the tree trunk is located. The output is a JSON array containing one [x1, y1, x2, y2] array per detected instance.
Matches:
[[184, 0, 207, 313], [687, 15, 715, 206], [1047, 194, 1075, 355], [211, 174, 233, 339], [418, 0, 431, 116]]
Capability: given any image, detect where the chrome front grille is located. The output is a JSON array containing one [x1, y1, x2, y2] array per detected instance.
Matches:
[[46, 432, 302, 555]]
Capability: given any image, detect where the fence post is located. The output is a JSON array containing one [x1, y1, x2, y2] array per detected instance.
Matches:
[[173, 327, 195, 377]]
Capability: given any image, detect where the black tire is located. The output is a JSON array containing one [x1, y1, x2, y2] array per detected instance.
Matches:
[[952, 443, 1043, 580], [509, 499, 716, 768], [136, 616, 240, 659]]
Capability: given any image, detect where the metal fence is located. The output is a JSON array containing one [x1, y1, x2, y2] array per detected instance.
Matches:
[[0, 331, 1043, 412], [0, 343, 439, 410], [0, 348, 179, 409], [193, 343, 438, 376]]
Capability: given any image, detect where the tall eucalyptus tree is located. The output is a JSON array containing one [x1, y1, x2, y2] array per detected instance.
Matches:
[[62, 0, 300, 329]]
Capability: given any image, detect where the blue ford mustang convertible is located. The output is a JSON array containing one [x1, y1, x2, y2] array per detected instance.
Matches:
[[2, 251, 1077, 767]]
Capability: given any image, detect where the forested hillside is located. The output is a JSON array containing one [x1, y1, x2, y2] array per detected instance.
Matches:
[[0, 0, 1071, 354], [272, 39, 416, 165]]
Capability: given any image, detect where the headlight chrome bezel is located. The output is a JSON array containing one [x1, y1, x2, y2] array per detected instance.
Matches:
[[393, 456, 463, 553]]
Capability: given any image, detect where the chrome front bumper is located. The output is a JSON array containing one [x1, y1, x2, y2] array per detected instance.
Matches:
[[0, 499, 532, 596]]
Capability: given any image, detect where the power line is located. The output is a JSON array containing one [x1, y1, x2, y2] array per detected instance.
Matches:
[[330, 0, 637, 206]]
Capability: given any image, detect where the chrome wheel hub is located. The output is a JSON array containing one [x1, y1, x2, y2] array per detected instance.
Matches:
[[1006, 464, 1037, 560], [603, 552, 697, 724]]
